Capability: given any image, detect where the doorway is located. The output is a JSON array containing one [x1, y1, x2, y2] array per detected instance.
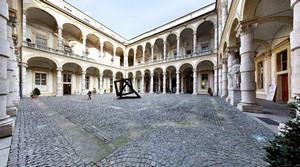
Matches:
[[63, 84, 71, 95], [282, 74, 288, 101]]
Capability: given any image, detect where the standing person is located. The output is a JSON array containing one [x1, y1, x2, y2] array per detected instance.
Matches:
[[87, 91, 92, 100]]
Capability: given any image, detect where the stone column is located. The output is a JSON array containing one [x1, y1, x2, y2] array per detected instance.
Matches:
[[193, 31, 197, 54], [163, 41, 167, 60], [57, 25, 63, 51], [218, 66, 222, 96], [81, 71, 86, 95], [193, 69, 197, 95], [214, 27, 218, 51], [112, 75, 115, 93], [221, 2, 228, 31], [169, 74, 172, 93], [133, 75, 136, 90], [214, 66, 218, 95], [150, 73, 153, 93], [141, 73, 145, 93], [21, 63, 27, 96], [99, 73, 103, 94], [23, 11, 27, 41], [82, 36, 86, 56], [177, 37, 180, 57], [142, 47, 145, 64], [181, 76, 184, 93], [163, 72, 166, 94], [6, 23, 17, 117], [134, 49, 136, 66], [0, 0, 14, 138], [291, 0, 300, 97], [100, 43, 104, 62], [158, 75, 161, 92], [113, 48, 116, 65], [221, 59, 228, 98], [151, 45, 154, 62], [56, 67, 63, 96], [237, 24, 262, 112], [176, 71, 180, 94]]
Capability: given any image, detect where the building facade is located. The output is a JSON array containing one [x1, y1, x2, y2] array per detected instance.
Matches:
[[1, 0, 300, 137]]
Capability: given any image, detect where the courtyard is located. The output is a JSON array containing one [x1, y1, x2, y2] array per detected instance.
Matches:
[[7, 94, 275, 167]]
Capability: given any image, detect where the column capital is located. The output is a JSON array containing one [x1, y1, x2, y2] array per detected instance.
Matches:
[[193, 31, 197, 35], [238, 22, 258, 37], [226, 46, 239, 54], [22, 63, 28, 68], [177, 37, 180, 41], [222, 59, 228, 64], [100, 43, 104, 47], [82, 71, 86, 75], [163, 72, 166, 75], [163, 41, 167, 45], [176, 70, 180, 74], [57, 67, 63, 71], [57, 25, 63, 30], [213, 66, 218, 70], [193, 68, 197, 73]]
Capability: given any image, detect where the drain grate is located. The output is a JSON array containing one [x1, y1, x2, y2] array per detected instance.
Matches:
[[256, 117, 279, 126]]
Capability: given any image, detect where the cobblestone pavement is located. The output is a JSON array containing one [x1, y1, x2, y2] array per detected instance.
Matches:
[[8, 94, 275, 166]]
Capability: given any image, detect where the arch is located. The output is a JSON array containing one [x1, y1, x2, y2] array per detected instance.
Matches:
[[228, 18, 239, 47], [62, 62, 83, 73], [27, 57, 57, 70], [178, 62, 193, 71], [179, 63, 194, 94], [26, 7, 58, 32], [24, 54, 60, 67], [179, 27, 194, 38]]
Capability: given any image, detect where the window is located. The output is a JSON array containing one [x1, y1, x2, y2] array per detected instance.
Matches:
[[202, 46, 209, 53], [36, 37, 47, 47], [64, 45, 71, 53], [257, 62, 264, 89], [63, 74, 71, 83], [201, 74, 208, 89], [35, 73, 46, 85], [85, 76, 89, 89], [277, 50, 288, 71], [186, 50, 192, 55]]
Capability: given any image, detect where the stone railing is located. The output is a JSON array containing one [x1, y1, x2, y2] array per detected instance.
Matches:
[[127, 49, 216, 69], [23, 41, 124, 69]]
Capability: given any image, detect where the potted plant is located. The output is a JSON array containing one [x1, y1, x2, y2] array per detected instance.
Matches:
[[208, 87, 213, 96], [30, 87, 41, 98], [92, 88, 97, 94]]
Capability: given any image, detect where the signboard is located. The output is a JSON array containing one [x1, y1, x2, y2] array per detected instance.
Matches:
[[266, 84, 277, 101]]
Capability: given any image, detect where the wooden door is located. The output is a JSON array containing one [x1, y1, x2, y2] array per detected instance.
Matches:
[[282, 74, 288, 101], [63, 84, 71, 95]]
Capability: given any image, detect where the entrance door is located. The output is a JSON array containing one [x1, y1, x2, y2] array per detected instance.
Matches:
[[63, 84, 71, 95], [282, 74, 288, 101], [110, 85, 113, 93]]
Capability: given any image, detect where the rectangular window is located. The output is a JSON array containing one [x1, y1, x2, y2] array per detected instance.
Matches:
[[35, 73, 46, 85], [277, 50, 288, 71], [36, 37, 47, 47], [85, 76, 89, 89], [201, 74, 208, 89], [257, 62, 264, 89], [202, 46, 209, 53], [186, 50, 192, 55], [64, 45, 71, 53], [63, 74, 71, 83]]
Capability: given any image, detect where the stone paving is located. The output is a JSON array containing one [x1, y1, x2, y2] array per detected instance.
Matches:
[[8, 94, 275, 166]]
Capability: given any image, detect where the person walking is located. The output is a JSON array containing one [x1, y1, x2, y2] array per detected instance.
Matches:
[[87, 91, 92, 100]]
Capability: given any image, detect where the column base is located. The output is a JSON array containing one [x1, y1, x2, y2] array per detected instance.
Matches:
[[192, 92, 197, 95], [13, 99, 19, 108], [221, 95, 228, 98], [176, 92, 179, 95], [6, 106, 17, 117], [229, 89, 241, 106], [237, 102, 263, 113], [162, 92, 166, 94], [0, 117, 14, 138]]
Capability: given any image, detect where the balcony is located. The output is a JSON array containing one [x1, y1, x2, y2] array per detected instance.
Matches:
[[127, 49, 216, 69]]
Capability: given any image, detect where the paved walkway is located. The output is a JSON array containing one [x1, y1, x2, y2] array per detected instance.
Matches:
[[7, 94, 280, 166]]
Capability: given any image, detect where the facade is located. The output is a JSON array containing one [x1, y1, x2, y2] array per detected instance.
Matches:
[[1, 0, 300, 137], [21, 0, 218, 97], [217, 0, 299, 112]]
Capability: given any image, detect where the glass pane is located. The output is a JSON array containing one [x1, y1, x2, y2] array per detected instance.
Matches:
[[42, 74, 46, 79], [41, 80, 46, 85], [68, 75, 71, 82], [35, 80, 40, 85], [283, 62, 287, 71], [35, 73, 40, 80]]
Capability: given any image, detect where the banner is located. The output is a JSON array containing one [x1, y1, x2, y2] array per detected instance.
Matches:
[[266, 84, 277, 101]]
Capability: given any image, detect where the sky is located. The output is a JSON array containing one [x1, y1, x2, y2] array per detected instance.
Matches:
[[66, 0, 215, 40]]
